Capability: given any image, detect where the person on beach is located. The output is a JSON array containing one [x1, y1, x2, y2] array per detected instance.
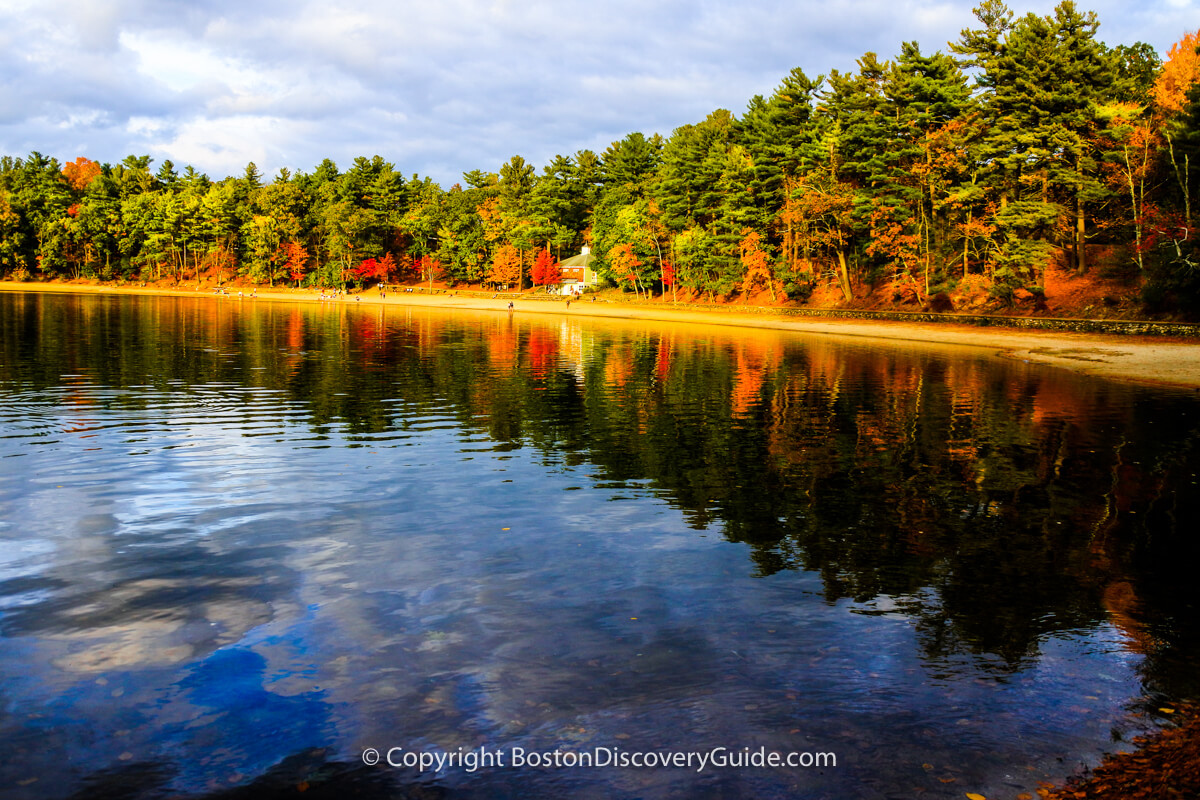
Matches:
[[508, 301, 514, 311]]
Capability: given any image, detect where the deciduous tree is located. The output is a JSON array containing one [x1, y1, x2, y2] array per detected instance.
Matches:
[[488, 243, 523, 287]]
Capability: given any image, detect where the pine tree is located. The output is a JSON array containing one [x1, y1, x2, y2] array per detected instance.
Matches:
[[958, 1, 1113, 281], [886, 43, 973, 295], [736, 67, 823, 230], [599, 132, 662, 191]]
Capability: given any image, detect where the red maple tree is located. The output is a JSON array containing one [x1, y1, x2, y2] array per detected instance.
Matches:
[[353, 253, 397, 283], [531, 249, 561, 286]]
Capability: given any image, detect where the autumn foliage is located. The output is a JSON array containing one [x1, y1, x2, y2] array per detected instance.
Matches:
[[61, 157, 101, 192], [608, 244, 641, 288], [1036, 705, 1200, 799], [661, 260, 676, 287], [355, 257, 376, 282], [1150, 31, 1200, 116], [530, 249, 561, 286], [277, 242, 309, 286], [417, 254, 444, 286], [739, 230, 777, 301], [488, 244, 523, 286]]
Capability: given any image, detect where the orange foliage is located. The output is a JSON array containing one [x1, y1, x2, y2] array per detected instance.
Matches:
[[416, 254, 442, 284], [957, 213, 997, 245], [477, 197, 504, 241], [275, 241, 309, 285], [866, 205, 921, 286], [1151, 30, 1200, 116], [780, 177, 856, 296], [531, 249, 561, 286], [202, 245, 238, 282], [62, 157, 102, 192], [488, 244, 523, 286], [739, 229, 776, 300], [1035, 704, 1200, 799], [608, 243, 642, 287]]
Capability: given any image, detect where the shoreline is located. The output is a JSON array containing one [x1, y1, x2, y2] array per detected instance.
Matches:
[[5, 280, 1200, 390]]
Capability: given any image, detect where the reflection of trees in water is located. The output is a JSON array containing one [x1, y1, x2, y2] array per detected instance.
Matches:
[[4, 293, 1199, 677]]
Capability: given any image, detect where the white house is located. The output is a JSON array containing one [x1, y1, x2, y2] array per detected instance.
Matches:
[[557, 246, 599, 296]]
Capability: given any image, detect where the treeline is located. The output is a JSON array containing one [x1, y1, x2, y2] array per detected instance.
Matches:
[[2, 1, 1199, 312]]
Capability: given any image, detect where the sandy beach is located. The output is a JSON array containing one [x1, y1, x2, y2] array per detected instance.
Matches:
[[5, 280, 1200, 390]]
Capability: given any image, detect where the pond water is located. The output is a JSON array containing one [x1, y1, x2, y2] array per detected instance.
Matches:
[[1, 291, 1198, 800]]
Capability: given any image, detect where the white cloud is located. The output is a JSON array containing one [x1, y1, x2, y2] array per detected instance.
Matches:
[[127, 116, 167, 137], [147, 114, 308, 176], [120, 32, 240, 95]]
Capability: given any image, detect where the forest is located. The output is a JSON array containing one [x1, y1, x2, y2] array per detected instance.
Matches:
[[2, 1, 1199, 315]]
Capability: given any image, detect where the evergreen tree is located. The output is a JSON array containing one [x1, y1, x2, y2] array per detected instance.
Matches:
[[736, 67, 824, 229], [884, 43, 972, 295], [959, 1, 1113, 283], [1107, 42, 1161, 104], [156, 160, 179, 188], [654, 110, 736, 232], [600, 132, 662, 191]]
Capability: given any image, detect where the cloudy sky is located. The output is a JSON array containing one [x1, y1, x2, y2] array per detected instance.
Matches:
[[1, 0, 1196, 187]]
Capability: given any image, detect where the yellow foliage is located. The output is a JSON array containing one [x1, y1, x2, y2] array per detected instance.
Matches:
[[488, 243, 523, 285], [1151, 30, 1200, 116]]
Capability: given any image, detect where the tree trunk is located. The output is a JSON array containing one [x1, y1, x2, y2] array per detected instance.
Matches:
[[1126, 144, 1144, 272], [963, 210, 971, 279], [1167, 135, 1192, 228], [836, 250, 852, 301], [1075, 193, 1086, 276]]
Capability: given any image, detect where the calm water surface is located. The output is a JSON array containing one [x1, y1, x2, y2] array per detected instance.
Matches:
[[1, 291, 1198, 799]]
